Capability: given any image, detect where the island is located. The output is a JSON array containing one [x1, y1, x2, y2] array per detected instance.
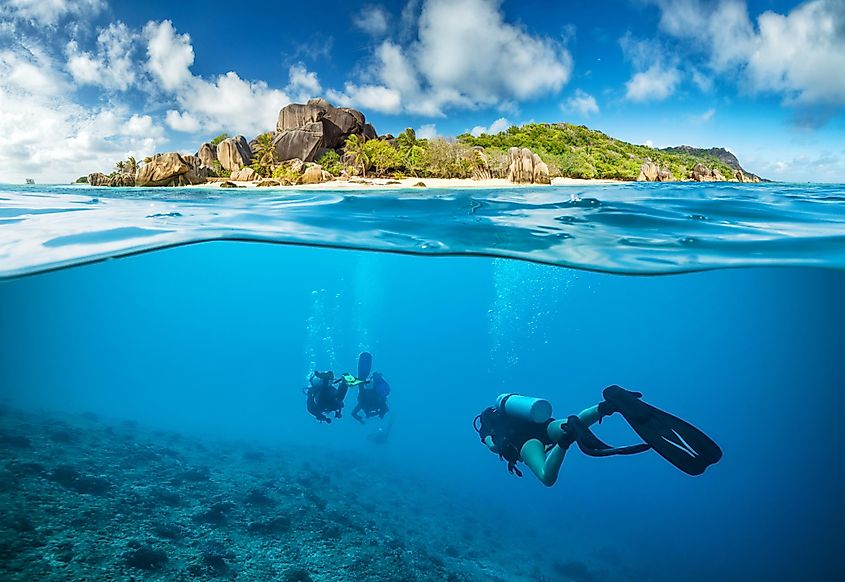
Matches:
[[80, 98, 763, 189]]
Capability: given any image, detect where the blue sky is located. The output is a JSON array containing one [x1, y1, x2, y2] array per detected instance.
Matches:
[[0, 0, 843, 182]]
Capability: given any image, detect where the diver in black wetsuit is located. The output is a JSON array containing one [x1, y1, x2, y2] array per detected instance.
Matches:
[[352, 371, 390, 423], [474, 386, 722, 486], [305, 371, 348, 423]]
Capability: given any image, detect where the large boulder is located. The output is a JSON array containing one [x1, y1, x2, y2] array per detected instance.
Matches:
[[230, 167, 258, 181], [691, 163, 723, 182], [88, 172, 109, 186], [272, 122, 325, 162], [197, 143, 217, 167], [507, 147, 549, 185], [217, 136, 253, 172], [135, 152, 207, 187], [638, 161, 675, 182], [300, 164, 332, 184], [274, 98, 373, 160], [108, 173, 135, 187], [276, 99, 330, 132]]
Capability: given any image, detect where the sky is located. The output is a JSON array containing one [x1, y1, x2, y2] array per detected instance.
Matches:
[[0, 0, 843, 183]]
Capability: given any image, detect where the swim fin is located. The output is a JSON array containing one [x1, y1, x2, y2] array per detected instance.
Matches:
[[600, 386, 723, 476], [358, 351, 373, 380], [561, 415, 651, 457]]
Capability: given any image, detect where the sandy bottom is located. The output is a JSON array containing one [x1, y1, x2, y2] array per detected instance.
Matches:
[[198, 177, 624, 190]]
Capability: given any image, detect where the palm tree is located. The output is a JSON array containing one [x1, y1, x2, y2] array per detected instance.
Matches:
[[114, 160, 126, 174], [251, 133, 277, 177], [125, 156, 138, 176], [344, 134, 369, 178]]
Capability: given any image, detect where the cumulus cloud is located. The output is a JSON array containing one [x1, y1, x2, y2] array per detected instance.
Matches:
[[0, 45, 166, 183], [561, 89, 599, 116], [331, 0, 572, 115], [143, 20, 290, 136], [469, 117, 511, 136], [416, 123, 437, 139], [326, 83, 402, 113], [620, 34, 681, 103], [649, 0, 845, 107], [143, 20, 194, 92], [66, 22, 138, 91], [625, 64, 681, 102], [287, 63, 322, 102], [0, 0, 104, 26], [354, 5, 390, 36], [165, 110, 201, 133]]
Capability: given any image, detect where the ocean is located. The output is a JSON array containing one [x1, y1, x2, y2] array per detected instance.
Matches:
[[1, 182, 844, 581]]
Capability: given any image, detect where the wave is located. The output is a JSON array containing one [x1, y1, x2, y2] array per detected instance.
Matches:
[[1, 181, 844, 278]]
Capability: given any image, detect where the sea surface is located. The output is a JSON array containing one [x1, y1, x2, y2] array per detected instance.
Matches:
[[1, 182, 844, 581]]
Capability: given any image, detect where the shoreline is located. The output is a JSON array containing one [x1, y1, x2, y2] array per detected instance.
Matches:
[[190, 177, 626, 190]]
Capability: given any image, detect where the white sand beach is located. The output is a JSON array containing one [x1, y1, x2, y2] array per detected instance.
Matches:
[[195, 176, 624, 190]]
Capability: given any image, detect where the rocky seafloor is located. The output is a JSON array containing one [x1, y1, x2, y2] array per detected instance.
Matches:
[[0, 404, 627, 581]]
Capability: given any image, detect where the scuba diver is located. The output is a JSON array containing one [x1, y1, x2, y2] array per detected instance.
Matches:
[[305, 371, 347, 423], [474, 386, 722, 486], [305, 352, 374, 424], [352, 371, 391, 424]]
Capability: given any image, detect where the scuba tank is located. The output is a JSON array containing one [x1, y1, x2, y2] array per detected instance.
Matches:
[[496, 393, 552, 423]]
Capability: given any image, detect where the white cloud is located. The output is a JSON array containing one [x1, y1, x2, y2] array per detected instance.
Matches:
[[165, 110, 201, 133], [620, 34, 681, 103], [0, 46, 166, 183], [66, 22, 138, 91], [469, 117, 511, 136], [143, 20, 194, 92], [561, 89, 599, 116], [326, 83, 402, 114], [0, 0, 104, 26], [287, 63, 322, 102], [625, 64, 681, 102], [354, 5, 390, 36], [331, 0, 572, 116], [650, 0, 845, 106], [416, 123, 437, 139], [142, 20, 290, 136]]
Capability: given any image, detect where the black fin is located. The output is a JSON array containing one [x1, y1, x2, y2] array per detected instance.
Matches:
[[601, 386, 723, 475], [563, 416, 651, 457]]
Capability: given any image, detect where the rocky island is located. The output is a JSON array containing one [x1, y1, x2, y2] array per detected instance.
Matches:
[[81, 98, 763, 189]]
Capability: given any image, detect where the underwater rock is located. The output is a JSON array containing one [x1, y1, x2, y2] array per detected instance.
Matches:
[[124, 545, 168, 571], [47, 465, 112, 495], [247, 515, 291, 537], [150, 522, 183, 540], [174, 466, 210, 482], [193, 501, 235, 526], [244, 487, 275, 506], [0, 432, 31, 448]]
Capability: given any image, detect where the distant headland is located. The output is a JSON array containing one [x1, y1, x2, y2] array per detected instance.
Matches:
[[78, 98, 764, 189]]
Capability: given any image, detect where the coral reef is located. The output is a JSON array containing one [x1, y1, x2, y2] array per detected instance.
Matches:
[[0, 406, 613, 581]]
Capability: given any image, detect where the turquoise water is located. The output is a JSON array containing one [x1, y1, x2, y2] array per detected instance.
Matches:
[[1, 183, 844, 580]]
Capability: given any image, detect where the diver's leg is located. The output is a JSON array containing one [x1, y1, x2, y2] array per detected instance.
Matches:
[[520, 439, 566, 487], [546, 406, 600, 442], [351, 404, 364, 424]]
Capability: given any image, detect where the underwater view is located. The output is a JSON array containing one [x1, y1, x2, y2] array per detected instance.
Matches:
[[3, 0, 845, 580], [2, 182, 845, 581]]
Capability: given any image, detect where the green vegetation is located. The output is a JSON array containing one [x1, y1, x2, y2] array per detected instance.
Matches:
[[316, 150, 343, 176], [343, 134, 368, 177], [209, 133, 230, 146], [458, 123, 738, 180], [250, 133, 277, 178], [75, 176, 88, 184], [114, 156, 137, 176], [272, 164, 301, 183], [363, 139, 402, 176]]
